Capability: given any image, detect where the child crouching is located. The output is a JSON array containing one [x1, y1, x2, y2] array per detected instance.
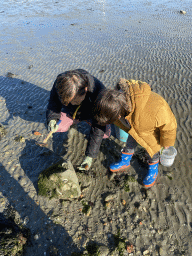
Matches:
[[93, 78, 177, 187]]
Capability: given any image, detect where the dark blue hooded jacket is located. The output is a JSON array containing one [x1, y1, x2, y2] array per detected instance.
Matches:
[[46, 69, 107, 158]]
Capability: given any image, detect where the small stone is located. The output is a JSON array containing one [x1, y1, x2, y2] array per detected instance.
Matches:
[[28, 65, 33, 69], [180, 10, 186, 14], [34, 234, 40, 240], [23, 216, 29, 225], [143, 250, 150, 255], [97, 245, 110, 256]]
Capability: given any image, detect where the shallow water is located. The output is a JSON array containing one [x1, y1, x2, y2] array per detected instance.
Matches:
[[0, 0, 191, 25]]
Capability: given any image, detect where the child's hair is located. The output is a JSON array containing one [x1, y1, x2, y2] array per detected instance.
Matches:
[[55, 70, 88, 105], [93, 89, 130, 125]]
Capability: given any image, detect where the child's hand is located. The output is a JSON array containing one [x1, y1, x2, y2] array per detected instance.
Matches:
[[78, 156, 93, 171]]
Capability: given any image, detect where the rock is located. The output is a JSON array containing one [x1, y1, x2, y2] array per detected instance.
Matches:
[[0, 207, 29, 256], [143, 250, 150, 255], [97, 245, 110, 256], [38, 160, 81, 200], [34, 234, 40, 240], [180, 10, 186, 14]]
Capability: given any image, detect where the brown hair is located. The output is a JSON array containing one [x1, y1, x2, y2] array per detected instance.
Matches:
[[55, 70, 88, 105], [93, 89, 130, 125]]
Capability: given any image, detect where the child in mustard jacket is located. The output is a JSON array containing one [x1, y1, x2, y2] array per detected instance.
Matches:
[[93, 78, 177, 187]]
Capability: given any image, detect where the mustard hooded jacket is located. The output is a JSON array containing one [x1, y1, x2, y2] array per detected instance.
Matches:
[[114, 79, 177, 157]]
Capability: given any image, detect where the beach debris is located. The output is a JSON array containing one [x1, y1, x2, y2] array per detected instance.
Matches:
[[166, 174, 173, 180], [126, 244, 135, 253], [6, 72, 16, 78], [121, 199, 126, 206], [82, 201, 91, 216], [0, 124, 7, 140], [104, 193, 117, 202], [38, 160, 81, 200], [28, 65, 33, 69], [36, 130, 53, 147], [33, 131, 42, 136], [14, 135, 25, 142], [105, 202, 111, 208], [180, 10, 186, 14]]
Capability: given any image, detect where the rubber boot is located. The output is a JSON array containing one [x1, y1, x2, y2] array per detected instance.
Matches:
[[109, 152, 133, 172], [143, 161, 159, 188]]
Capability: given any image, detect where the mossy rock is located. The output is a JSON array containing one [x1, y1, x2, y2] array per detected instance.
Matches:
[[0, 209, 29, 256], [38, 160, 81, 200]]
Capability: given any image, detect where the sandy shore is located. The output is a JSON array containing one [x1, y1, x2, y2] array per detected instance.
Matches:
[[0, 0, 192, 255]]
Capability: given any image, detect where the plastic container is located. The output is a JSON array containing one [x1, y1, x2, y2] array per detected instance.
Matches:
[[160, 146, 177, 167], [114, 126, 129, 143]]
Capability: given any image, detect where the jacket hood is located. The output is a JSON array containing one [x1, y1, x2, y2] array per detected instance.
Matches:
[[117, 78, 151, 113]]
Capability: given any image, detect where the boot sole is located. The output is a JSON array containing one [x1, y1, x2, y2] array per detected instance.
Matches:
[[110, 165, 131, 173]]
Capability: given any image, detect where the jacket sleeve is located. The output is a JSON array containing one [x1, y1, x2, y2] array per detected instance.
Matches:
[[85, 122, 106, 158], [156, 104, 177, 147], [46, 82, 62, 124]]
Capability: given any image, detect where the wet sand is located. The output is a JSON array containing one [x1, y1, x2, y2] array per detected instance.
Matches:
[[0, 0, 192, 255]]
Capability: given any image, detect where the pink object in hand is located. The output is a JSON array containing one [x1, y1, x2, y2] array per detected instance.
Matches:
[[56, 112, 111, 138]]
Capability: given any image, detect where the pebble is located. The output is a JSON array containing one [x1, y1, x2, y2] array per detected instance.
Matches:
[[97, 245, 110, 256], [34, 234, 40, 240], [180, 10, 186, 14], [143, 250, 150, 255], [23, 216, 29, 225]]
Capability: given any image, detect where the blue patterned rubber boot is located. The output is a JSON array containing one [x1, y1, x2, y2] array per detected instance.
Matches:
[[109, 152, 133, 172], [143, 161, 159, 188]]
